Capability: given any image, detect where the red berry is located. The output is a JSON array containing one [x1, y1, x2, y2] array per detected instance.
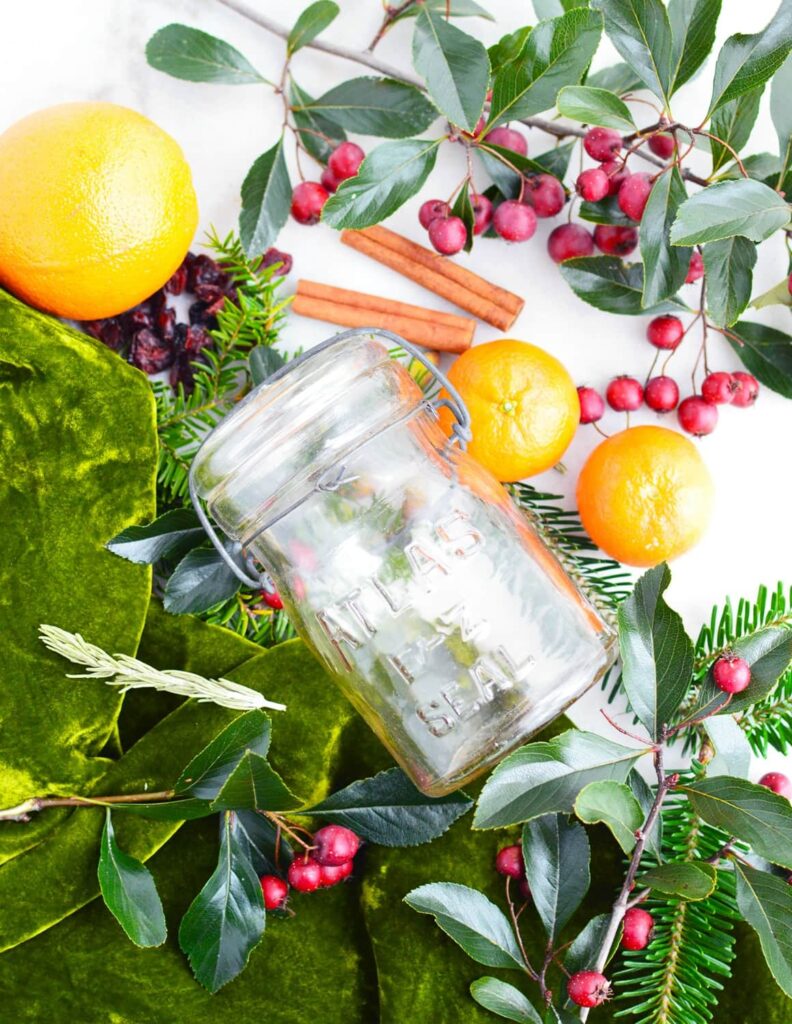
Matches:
[[568, 971, 611, 1008], [731, 371, 759, 408], [493, 200, 537, 242], [584, 127, 622, 162], [291, 181, 329, 225], [601, 159, 629, 196], [471, 193, 493, 235], [647, 315, 684, 350], [701, 371, 736, 405], [645, 375, 679, 413], [594, 224, 638, 256], [287, 857, 322, 893], [418, 199, 451, 230], [328, 141, 365, 182], [262, 588, 284, 610], [495, 844, 525, 879], [678, 395, 718, 436], [577, 386, 605, 424], [547, 223, 594, 263], [428, 216, 468, 255], [788, 272, 792, 296], [260, 247, 293, 277], [260, 874, 288, 910], [313, 825, 361, 866], [320, 166, 340, 194], [524, 174, 565, 218], [606, 376, 643, 412], [484, 125, 528, 156], [686, 250, 704, 283], [712, 654, 751, 694], [319, 860, 354, 887], [622, 907, 655, 950], [648, 133, 675, 159], [618, 173, 653, 221], [758, 772, 792, 799], [576, 167, 610, 202]]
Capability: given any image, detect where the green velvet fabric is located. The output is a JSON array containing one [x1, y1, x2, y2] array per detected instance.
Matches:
[[0, 288, 156, 865]]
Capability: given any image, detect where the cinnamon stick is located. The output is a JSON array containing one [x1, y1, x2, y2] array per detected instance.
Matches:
[[297, 280, 474, 331], [341, 225, 524, 331]]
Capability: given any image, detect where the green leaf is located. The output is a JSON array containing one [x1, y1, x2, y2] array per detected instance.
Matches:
[[771, 53, 792, 186], [703, 714, 752, 778], [578, 195, 635, 226], [734, 861, 792, 997], [146, 24, 268, 84], [404, 883, 525, 969], [522, 814, 590, 941], [638, 861, 717, 900], [473, 729, 643, 829], [695, 623, 792, 715], [239, 137, 292, 257], [640, 167, 691, 308], [683, 776, 792, 869], [397, 0, 495, 20], [564, 914, 618, 975], [488, 27, 533, 68], [560, 256, 685, 314], [412, 6, 489, 132], [97, 811, 166, 948], [557, 85, 636, 129], [451, 182, 475, 253], [489, 9, 602, 127], [98, 798, 215, 821], [470, 977, 542, 1023], [322, 139, 440, 228], [303, 767, 472, 846], [707, 0, 792, 116], [477, 142, 573, 199], [574, 780, 644, 854], [670, 179, 790, 245], [178, 811, 266, 993], [617, 563, 694, 739], [230, 809, 292, 875], [175, 710, 272, 798], [587, 61, 645, 94], [591, 0, 674, 104], [668, 0, 722, 93], [106, 508, 204, 565], [725, 320, 792, 397], [710, 87, 764, 174], [210, 751, 300, 812], [751, 277, 792, 310], [249, 345, 286, 385], [628, 770, 663, 860], [719, 151, 782, 181], [163, 546, 241, 614], [702, 236, 756, 327], [289, 80, 346, 165], [287, 1, 339, 54], [298, 77, 437, 138]]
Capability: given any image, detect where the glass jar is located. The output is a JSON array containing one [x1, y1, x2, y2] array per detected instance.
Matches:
[[190, 329, 617, 796]]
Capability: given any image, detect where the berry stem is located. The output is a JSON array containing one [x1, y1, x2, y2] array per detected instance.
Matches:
[[600, 708, 654, 747], [0, 789, 176, 822], [505, 876, 541, 981], [265, 810, 316, 850], [366, 0, 418, 51]]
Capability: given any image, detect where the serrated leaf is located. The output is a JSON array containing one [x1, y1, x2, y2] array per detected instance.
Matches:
[[98, 811, 167, 947], [175, 710, 272, 798], [578, 195, 635, 226], [473, 730, 643, 829], [557, 85, 636, 130], [725, 320, 792, 397], [178, 811, 265, 993], [287, 1, 339, 54], [694, 623, 792, 716], [231, 809, 292, 875], [735, 861, 792, 997], [702, 236, 756, 327], [106, 508, 204, 565], [488, 26, 533, 68], [404, 883, 525, 969], [703, 714, 752, 778], [560, 256, 685, 314], [707, 0, 792, 116], [771, 53, 792, 187], [476, 141, 572, 198], [239, 137, 292, 256], [304, 767, 472, 846], [751, 277, 792, 310], [210, 751, 300, 812], [146, 24, 268, 84], [412, 6, 489, 132], [586, 61, 645, 94], [617, 564, 694, 739], [591, 0, 674, 104], [628, 770, 663, 860], [322, 139, 439, 228], [668, 0, 722, 93], [470, 977, 542, 1022], [249, 345, 286, 385], [522, 814, 590, 941], [299, 77, 437, 138], [641, 167, 691, 307], [670, 179, 790, 245], [290, 79, 346, 164], [638, 861, 717, 900], [451, 181, 475, 253], [710, 87, 764, 174], [163, 546, 241, 614], [574, 780, 644, 853], [683, 776, 792, 868], [489, 8, 602, 127], [563, 913, 618, 976], [100, 798, 215, 821], [397, 0, 495, 20]]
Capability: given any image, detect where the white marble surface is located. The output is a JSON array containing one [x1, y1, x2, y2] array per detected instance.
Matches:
[[1, 0, 790, 773]]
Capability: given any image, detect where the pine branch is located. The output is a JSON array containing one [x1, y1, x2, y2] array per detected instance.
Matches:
[[198, 588, 297, 647]]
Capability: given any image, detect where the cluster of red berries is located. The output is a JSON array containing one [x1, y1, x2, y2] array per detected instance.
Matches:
[[259, 824, 360, 910], [290, 142, 366, 225]]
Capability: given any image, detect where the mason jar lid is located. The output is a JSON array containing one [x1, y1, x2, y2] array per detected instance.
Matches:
[[190, 330, 426, 542]]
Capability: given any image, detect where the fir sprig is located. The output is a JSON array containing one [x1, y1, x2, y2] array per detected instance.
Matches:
[[199, 587, 297, 647]]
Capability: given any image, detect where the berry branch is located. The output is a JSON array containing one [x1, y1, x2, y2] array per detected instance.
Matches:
[[0, 789, 175, 823]]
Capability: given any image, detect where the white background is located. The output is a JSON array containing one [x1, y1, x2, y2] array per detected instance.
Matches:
[[1, 0, 790, 772]]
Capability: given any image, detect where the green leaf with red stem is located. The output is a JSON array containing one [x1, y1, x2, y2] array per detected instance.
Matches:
[[586, 61, 645, 94], [725, 319, 792, 397], [670, 179, 791, 246], [560, 256, 686, 315], [239, 136, 292, 256], [522, 813, 590, 941], [710, 86, 764, 174], [668, 0, 722, 94], [287, 1, 339, 55], [397, 0, 495, 21], [163, 545, 241, 614], [557, 85, 636, 130], [574, 780, 644, 854], [297, 77, 438, 138], [451, 181, 475, 253], [702, 236, 756, 327], [591, 0, 674, 105], [477, 142, 573, 199], [637, 861, 718, 900], [97, 810, 167, 948], [640, 166, 692, 308], [107, 508, 205, 566], [209, 751, 300, 812], [734, 861, 792, 997], [145, 24, 269, 85], [290, 79, 346, 166], [175, 710, 272, 798], [470, 977, 542, 1023]]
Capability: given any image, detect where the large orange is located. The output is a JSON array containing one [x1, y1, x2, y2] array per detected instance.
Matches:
[[441, 339, 579, 481], [0, 102, 198, 319], [577, 425, 714, 567]]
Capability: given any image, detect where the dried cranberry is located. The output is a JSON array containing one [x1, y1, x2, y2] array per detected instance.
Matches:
[[157, 307, 176, 343], [100, 319, 125, 350], [128, 327, 174, 374], [189, 301, 213, 326], [194, 282, 226, 306], [128, 308, 154, 330], [82, 320, 105, 339], [184, 325, 211, 353], [165, 263, 188, 296], [187, 253, 225, 291], [260, 247, 293, 276]]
